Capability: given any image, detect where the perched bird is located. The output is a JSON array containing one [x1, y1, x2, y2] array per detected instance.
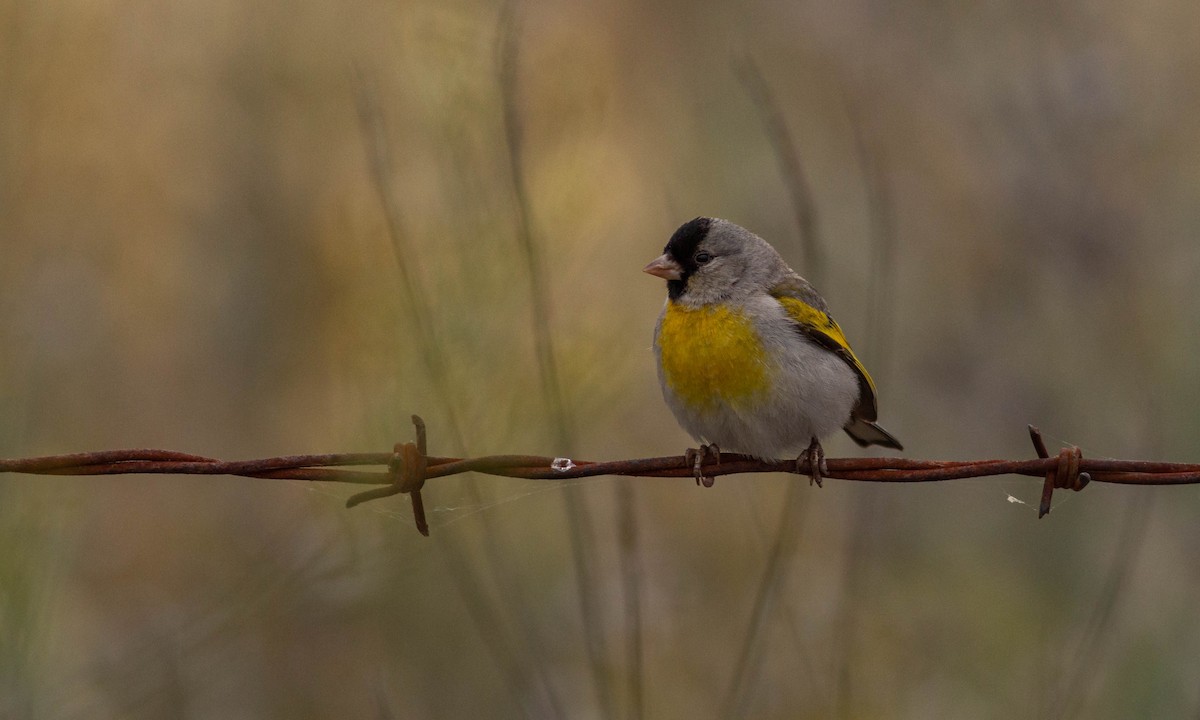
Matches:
[[644, 217, 902, 486]]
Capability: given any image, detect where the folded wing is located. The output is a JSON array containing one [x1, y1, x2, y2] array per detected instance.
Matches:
[[771, 280, 903, 450]]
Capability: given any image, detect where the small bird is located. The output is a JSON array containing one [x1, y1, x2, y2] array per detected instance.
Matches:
[[644, 217, 902, 486]]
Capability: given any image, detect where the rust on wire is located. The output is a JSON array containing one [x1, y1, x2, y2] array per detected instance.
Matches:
[[3, 419, 1200, 535], [345, 416, 430, 535], [1028, 425, 1091, 518]]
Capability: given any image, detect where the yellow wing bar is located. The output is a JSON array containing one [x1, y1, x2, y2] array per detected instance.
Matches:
[[773, 295, 879, 419]]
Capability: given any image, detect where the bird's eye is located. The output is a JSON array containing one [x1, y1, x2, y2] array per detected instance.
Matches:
[[695, 251, 712, 264]]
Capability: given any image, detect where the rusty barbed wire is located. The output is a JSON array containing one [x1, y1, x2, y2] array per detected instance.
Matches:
[[3, 418, 1199, 536]]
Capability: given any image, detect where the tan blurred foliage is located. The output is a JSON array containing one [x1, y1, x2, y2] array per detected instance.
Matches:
[[2, 0, 1200, 717]]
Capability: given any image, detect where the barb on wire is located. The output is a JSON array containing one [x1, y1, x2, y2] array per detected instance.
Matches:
[[2, 420, 1197, 535]]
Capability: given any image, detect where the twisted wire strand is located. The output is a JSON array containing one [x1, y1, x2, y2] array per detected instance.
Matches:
[[3, 423, 1196, 534]]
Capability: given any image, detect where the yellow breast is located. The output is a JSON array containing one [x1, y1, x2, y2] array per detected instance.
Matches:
[[658, 302, 771, 411]]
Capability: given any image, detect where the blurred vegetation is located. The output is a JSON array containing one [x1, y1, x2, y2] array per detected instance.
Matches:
[[2, 0, 1200, 717]]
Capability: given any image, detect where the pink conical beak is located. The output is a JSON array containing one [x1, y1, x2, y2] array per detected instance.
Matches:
[[642, 254, 683, 280]]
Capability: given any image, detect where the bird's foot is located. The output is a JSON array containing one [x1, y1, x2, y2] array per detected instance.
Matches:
[[796, 438, 827, 488], [685, 444, 720, 487]]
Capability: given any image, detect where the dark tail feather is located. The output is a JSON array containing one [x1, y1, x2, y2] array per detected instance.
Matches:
[[843, 417, 903, 450]]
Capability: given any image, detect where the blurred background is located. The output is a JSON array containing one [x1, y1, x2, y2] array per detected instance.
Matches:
[[2, 0, 1200, 717]]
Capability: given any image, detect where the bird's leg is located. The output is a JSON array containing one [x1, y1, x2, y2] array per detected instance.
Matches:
[[685, 444, 720, 487], [796, 437, 827, 487]]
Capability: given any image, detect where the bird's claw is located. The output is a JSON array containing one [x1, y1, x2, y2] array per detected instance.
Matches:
[[797, 438, 827, 488], [685, 444, 720, 487]]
